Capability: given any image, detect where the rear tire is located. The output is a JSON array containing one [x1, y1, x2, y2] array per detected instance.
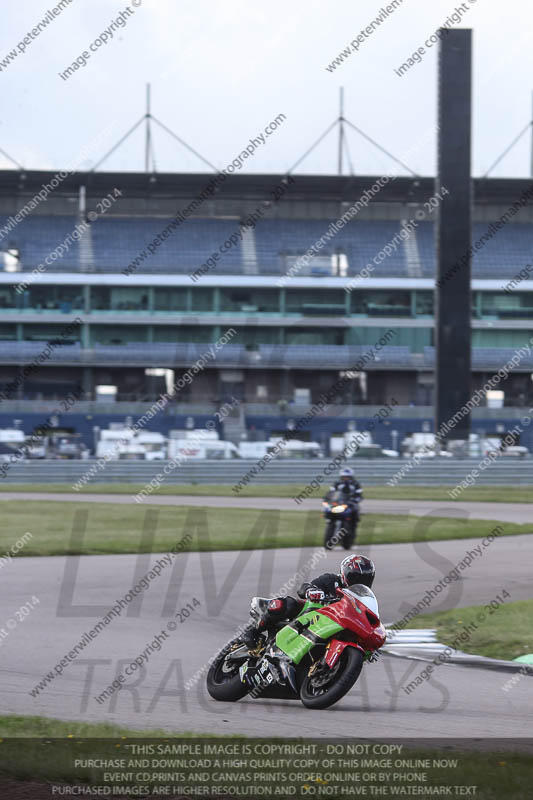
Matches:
[[300, 647, 364, 709], [206, 639, 250, 702]]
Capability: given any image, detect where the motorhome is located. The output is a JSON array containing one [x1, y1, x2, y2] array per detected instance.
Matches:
[[95, 427, 167, 460], [167, 438, 239, 460], [0, 428, 26, 460]]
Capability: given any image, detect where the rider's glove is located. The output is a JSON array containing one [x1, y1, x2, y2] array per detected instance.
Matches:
[[306, 588, 325, 603]]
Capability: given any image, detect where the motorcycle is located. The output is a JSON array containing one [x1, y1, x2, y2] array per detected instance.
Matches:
[[206, 583, 385, 710], [322, 489, 361, 550]]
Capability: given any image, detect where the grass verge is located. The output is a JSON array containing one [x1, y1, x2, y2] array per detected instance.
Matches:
[[405, 597, 533, 661], [0, 482, 532, 502], [0, 501, 529, 556], [0, 715, 530, 799]]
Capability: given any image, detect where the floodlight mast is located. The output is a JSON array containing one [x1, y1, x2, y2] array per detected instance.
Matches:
[[338, 86, 344, 176], [90, 83, 217, 173]]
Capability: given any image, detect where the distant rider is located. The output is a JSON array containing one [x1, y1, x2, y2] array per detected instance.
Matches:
[[324, 466, 363, 505], [323, 466, 363, 543]]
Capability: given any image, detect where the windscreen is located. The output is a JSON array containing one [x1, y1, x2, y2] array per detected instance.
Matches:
[[329, 489, 347, 503], [345, 584, 380, 616]]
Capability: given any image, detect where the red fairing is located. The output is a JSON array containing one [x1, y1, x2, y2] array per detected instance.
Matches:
[[325, 639, 363, 668], [318, 591, 386, 652]]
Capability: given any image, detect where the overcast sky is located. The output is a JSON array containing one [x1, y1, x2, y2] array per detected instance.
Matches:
[[1, 0, 532, 178]]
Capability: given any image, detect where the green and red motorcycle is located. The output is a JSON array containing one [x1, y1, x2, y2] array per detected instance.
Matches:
[[206, 583, 386, 710]]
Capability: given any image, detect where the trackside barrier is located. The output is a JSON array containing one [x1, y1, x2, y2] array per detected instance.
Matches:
[[0, 459, 532, 485]]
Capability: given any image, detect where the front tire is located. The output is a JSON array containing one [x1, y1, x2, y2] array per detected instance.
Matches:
[[206, 639, 250, 702], [342, 520, 357, 549], [324, 520, 337, 550], [300, 647, 364, 709]]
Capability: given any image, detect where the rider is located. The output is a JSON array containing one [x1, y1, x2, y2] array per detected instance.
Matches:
[[241, 554, 375, 649], [324, 466, 363, 543], [325, 466, 363, 505]]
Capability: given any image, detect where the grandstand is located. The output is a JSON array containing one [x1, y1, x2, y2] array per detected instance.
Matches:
[[1, 169, 533, 452]]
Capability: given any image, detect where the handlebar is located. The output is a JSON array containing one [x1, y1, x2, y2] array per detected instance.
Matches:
[[321, 593, 341, 603]]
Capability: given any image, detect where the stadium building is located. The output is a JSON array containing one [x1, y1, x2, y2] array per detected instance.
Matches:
[[1, 168, 533, 452]]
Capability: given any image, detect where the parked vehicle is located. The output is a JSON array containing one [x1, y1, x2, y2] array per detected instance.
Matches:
[[237, 441, 277, 459], [486, 444, 529, 458], [167, 438, 239, 460], [268, 438, 322, 458], [95, 427, 167, 460]]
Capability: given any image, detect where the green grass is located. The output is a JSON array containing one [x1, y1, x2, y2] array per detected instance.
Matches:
[[365, 485, 533, 503], [0, 482, 532, 502], [0, 714, 182, 738], [0, 500, 531, 556], [0, 715, 531, 799], [405, 597, 533, 661]]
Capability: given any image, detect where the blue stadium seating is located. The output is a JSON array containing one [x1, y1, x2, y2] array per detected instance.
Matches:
[[0, 215, 80, 268], [416, 221, 533, 278], [91, 217, 243, 272], [254, 219, 407, 276], [2, 213, 533, 279]]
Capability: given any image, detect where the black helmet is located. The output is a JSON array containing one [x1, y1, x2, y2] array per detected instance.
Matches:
[[339, 554, 375, 589]]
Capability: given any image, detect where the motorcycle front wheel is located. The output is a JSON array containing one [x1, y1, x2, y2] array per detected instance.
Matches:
[[206, 639, 250, 702], [299, 647, 364, 709], [324, 519, 337, 550], [342, 521, 357, 549]]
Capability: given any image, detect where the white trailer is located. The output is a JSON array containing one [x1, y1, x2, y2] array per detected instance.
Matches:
[[95, 428, 167, 460], [167, 438, 239, 460]]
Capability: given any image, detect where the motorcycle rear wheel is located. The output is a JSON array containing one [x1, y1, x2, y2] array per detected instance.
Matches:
[[206, 639, 250, 702], [299, 647, 364, 709]]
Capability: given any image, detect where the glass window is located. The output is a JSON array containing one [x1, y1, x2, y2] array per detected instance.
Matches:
[[352, 290, 411, 316], [153, 326, 212, 343], [415, 291, 433, 316], [285, 328, 344, 345], [154, 288, 187, 312], [228, 327, 279, 345], [91, 287, 148, 312], [347, 326, 431, 351], [0, 323, 17, 340], [285, 289, 345, 315], [23, 323, 81, 343], [191, 289, 213, 312], [219, 289, 279, 313], [90, 325, 147, 345], [0, 286, 19, 311], [473, 329, 533, 348], [25, 285, 84, 313], [480, 292, 533, 320]]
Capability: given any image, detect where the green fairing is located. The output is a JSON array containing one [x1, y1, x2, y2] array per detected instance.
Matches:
[[275, 604, 344, 664]]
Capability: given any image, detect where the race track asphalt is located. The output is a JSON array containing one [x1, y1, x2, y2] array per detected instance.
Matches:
[[2, 533, 532, 744], [1, 491, 532, 523]]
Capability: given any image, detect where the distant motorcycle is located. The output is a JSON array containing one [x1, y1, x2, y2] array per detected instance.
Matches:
[[206, 584, 385, 710], [322, 489, 361, 550]]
